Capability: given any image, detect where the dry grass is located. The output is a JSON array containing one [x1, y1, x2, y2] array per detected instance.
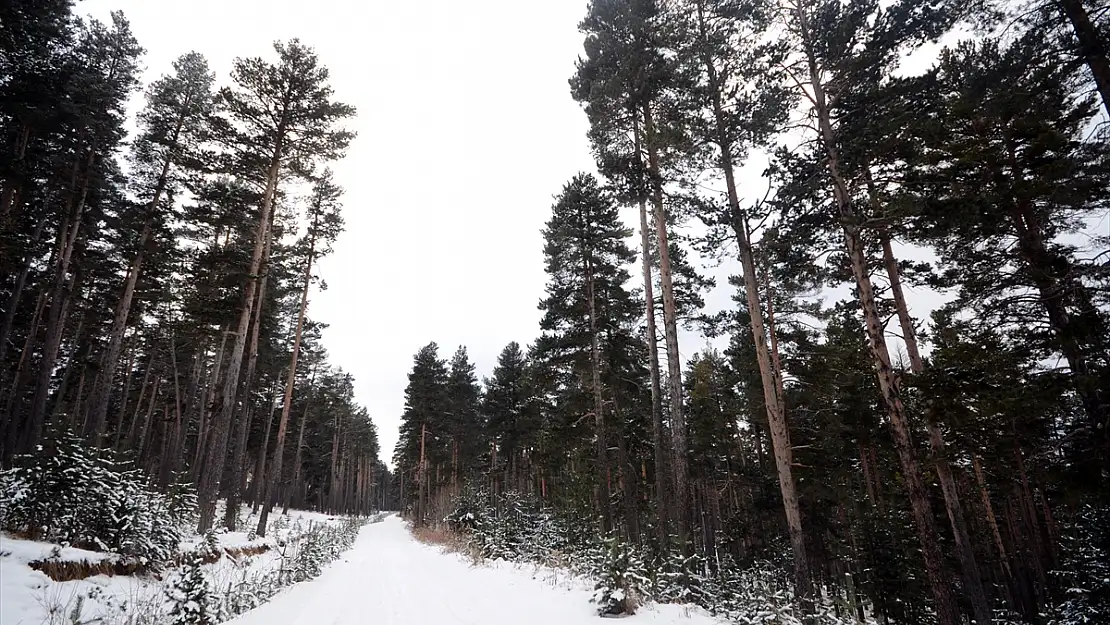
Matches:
[[30, 543, 272, 581], [29, 557, 147, 582], [410, 524, 482, 563]]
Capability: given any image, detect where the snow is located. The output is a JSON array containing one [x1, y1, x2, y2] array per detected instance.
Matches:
[[3, 512, 720, 625], [226, 515, 720, 625], [0, 536, 113, 565], [0, 506, 345, 625]]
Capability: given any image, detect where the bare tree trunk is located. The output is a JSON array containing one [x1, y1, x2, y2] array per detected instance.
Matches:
[[615, 408, 640, 542], [795, 11, 959, 623], [877, 224, 993, 625], [642, 100, 689, 548], [198, 145, 283, 533], [111, 349, 135, 451], [417, 423, 427, 526], [137, 378, 161, 462], [1, 292, 45, 464], [251, 376, 282, 512], [973, 454, 1015, 609], [634, 115, 669, 547], [692, 1, 814, 607], [287, 368, 316, 513], [585, 246, 613, 533], [160, 331, 185, 486], [224, 221, 273, 530], [193, 329, 227, 482], [174, 340, 206, 477], [124, 351, 155, 451], [256, 217, 314, 536]]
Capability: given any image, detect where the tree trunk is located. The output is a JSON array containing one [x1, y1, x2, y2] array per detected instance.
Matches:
[[876, 223, 993, 625], [642, 100, 689, 548], [111, 349, 135, 451], [417, 423, 427, 525], [1, 291, 45, 464], [796, 12, 959, 624], [585, 237, 614, 534], [973, 454, 1016, 608], [287, 368, 316, 513], [157, 332, 184, 486], [86, 90, 195, 446], [0, 215, 47, 371], [634, 114, 669, 548], [137, 377, 161, 462], [1008, 199, 1107, 468], [193, 328, 228, 482], [256, 216, 314, 537], [124, 351, 155, 451], [251, 376, 283, 512], [198, 144, 283, 533], [224, 219, 274, 530], [693, 2, 814, 608]]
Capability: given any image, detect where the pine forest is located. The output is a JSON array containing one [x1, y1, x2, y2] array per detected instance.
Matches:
[[2, 1, 1109, 625]]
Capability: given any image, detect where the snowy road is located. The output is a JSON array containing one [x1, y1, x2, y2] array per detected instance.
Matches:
[[227, 514, 716, 625]]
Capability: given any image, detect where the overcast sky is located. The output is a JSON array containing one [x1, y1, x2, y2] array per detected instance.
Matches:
[[80, 0, 968, 466]]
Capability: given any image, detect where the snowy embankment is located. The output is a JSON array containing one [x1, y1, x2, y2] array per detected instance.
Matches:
[[226, 515, 719, 625], [0, 505, 359, 625]]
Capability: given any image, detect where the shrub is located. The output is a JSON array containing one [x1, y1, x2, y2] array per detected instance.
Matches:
[[592, 536, 650, 616], [0, 432, 195, 566], [165, 551, 213, 625]]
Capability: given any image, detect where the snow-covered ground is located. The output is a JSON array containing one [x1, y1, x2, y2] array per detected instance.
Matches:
[[3, 512, 718, 625], [0, 505, 345, 625], [226, 514, 719, 625]]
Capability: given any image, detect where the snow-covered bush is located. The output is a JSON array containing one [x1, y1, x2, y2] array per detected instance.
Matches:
[[294, 524, 327, 581], [656, 551, 713, 607], [446, 488, 596, 568], [442, 489, 874, 624], [166, 551, 213, 625], [0, 432, 195, 566], [592, 536, 650, 615]]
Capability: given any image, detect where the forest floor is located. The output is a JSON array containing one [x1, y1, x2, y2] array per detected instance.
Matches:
[[225, 514, 718, 625]]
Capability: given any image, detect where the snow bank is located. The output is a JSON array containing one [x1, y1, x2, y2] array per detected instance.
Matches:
[[0, 505, 353, 625]]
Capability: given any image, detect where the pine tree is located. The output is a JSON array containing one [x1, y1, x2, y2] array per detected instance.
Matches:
[[9, 12, 144, 458], [535, 173, 645, 535], [906, 33, 1110, 478], [759, 0, 970, 620], [572, 1, 692, 546], [197, 40, 354, 532], [394, 343, 449, 525], [445, 346, 483, 492], [484, 342, 536, 493]]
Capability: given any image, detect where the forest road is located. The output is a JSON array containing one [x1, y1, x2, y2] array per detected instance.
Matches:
[[226, 514, 713, 625]]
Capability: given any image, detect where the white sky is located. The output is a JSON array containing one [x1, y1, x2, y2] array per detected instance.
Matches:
[[81, 0, 961, 466]]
